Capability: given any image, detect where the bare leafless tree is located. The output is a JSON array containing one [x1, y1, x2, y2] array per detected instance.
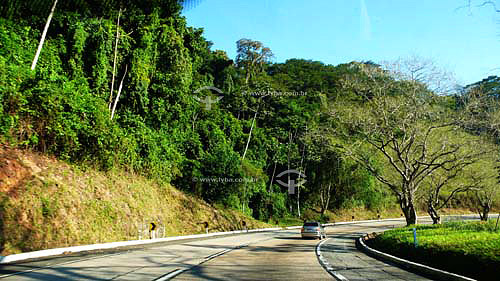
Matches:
[[467, 160, 499, 221], [382, 56, 458, 95], [332, 61, 487, 225], [421, 158, 490, 224], [474, 187, 497, 221]]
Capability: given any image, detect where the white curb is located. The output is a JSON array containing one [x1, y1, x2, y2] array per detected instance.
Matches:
[[358, 236, 476, 281], [0, 214, 478, 265], [0, 227, 281, 264]]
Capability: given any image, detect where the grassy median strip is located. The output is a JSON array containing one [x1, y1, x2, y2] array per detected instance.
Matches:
[[366, 220, 500, 281]]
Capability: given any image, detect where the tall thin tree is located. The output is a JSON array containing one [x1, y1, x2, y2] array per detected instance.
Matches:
[[111, 65, 128, 120], [109, 8, 122, 109], [31, 0, 58, 70]]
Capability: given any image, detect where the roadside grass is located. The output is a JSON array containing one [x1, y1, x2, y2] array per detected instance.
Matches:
[[275, 217, 304, 227], [367, 220, 500, 280]]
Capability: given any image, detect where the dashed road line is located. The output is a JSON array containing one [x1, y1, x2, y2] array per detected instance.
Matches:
[[154, 269, 186, 281], [153, 242, 252, 280]]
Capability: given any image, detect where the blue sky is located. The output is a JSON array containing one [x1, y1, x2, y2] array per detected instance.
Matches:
[[183, 0, 500, 86]]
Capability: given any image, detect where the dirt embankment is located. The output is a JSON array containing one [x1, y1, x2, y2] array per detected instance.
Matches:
[[0, 145, 269, 255], [0, 144, 49, 194]]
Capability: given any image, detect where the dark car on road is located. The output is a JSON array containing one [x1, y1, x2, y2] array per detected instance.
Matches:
[[301, 221, 326, 239]]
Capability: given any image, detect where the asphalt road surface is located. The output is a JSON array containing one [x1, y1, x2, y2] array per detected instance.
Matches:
[[0, 218, 447, 281]]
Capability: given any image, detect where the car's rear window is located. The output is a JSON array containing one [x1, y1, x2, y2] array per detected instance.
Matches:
[[303, 222, 319, 227]]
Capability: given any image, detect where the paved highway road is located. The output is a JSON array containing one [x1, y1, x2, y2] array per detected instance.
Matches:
[[319, 221, 434, 281], [0, 219, 440, 281]]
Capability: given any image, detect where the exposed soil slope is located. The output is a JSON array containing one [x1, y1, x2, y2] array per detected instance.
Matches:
[[0, 145, 270, 255]]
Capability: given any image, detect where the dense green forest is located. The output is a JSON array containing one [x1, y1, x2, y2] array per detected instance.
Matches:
[[1, 0, 500, 226]]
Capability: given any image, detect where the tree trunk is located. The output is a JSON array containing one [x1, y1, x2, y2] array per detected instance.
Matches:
[[297, 140, 306, 218], [427, 204, 441, 224], [268, 161, 277, 193], [110, 65, 128, 120], [242, 108, 259, 213], [242, 109, 258, 160], [109, 8, 122, 109], [400, 195, 417, 225], [297, 184, 300, 217], [31, 0, 58, 70], [319, 184, 331, 216], [480, 205, 490, 221], [319, 185, 325, 216], [287, 130, 292, 213], [245, 70, 250, 84]]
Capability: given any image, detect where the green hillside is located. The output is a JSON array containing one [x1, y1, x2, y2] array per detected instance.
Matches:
[[1, 0, 500, 253], [0, 145, 270, 255]]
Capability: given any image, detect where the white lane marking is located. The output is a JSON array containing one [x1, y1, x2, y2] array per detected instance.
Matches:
[[316, 238, 349, 281], [0, 252, 125, 279], [0, 238, 257, 279], [154, 242, 252, 280], [203, 248, 231, 260], [154, 269, 186, 281]]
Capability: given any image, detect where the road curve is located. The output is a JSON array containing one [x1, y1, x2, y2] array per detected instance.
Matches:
[[320, 220, 436, 281], [0, 219, 439, 281]]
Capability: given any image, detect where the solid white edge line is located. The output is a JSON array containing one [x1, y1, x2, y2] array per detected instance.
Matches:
[[316, 238, 349, 281], [154, 269, 186, 281]]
